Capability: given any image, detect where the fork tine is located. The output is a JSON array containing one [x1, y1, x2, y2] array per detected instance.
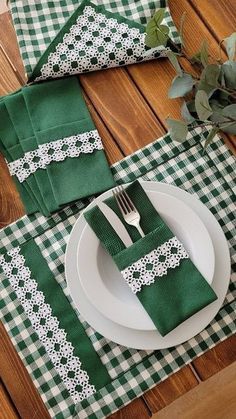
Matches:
[[117, 186, 131, 213], [122, 187, 135, 211], [118, 186, 133, 212], [113, 189, 127, 215]]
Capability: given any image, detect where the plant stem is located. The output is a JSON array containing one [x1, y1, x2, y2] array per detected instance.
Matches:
[[189, 117, 236, 130]]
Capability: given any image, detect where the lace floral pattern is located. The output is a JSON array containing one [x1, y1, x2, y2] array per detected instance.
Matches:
[[0, 247, 96, 403], [35, 5, 163, 81], [121, 237, 189, 294], [8, 130, 103, 183]]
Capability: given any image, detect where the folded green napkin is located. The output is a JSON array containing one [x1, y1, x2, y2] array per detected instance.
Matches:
[[4, 92, 57, 215], [29, 0, 177, 82], [0, 100, 41, 214], [23, 77, 115, 207], [85, 180, 217, 336]]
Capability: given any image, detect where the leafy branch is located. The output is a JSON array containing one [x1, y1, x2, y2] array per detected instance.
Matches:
[[145, 10, 236, 149]]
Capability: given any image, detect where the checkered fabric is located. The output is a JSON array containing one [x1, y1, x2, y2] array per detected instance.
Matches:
[[0, 128, 235, 418], [10, 0, 180, 76]]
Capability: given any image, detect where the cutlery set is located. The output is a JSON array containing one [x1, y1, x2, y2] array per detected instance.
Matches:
[[99, 186, 144, 247]]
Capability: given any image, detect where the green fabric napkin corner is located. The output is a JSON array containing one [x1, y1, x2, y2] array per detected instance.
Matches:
[[85, 180, 218, 336]]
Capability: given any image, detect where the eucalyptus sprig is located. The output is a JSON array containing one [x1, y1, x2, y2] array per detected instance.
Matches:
[[145, 11, 236, 149]]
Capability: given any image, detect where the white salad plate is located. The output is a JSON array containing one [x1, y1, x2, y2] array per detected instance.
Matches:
[[77, 191, 215, 331], [65, 181, 231, 350]]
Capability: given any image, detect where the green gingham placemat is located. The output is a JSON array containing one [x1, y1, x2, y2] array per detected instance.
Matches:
[[10, 0, 180, 76], [0, 128, 235, 419]]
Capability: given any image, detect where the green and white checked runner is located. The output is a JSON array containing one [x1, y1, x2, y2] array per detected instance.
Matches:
[[0, 127, 235, 419], [10, 0, 180, 77]]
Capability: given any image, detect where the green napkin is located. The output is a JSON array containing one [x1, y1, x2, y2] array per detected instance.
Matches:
[[4, 91, 58, 215], [23, 76, 115, 206], [85, 180, 217, 336], [0, 100, 40, 214], [29, 0, 177, 83]]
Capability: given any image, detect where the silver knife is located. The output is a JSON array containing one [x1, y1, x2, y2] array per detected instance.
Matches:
[[98, 202, 133, 248]]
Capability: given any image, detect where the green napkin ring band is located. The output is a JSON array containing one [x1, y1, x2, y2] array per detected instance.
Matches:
[[7, 130, 103, 183], [121, 236, 189, 294]]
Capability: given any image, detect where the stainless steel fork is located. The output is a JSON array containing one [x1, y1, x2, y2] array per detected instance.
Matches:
[[113, 186, 145, 237]]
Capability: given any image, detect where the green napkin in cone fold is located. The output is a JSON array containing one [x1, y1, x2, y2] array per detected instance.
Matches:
[[85, 180, 218, 336]]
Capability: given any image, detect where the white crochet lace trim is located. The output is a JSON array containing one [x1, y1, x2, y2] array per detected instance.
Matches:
[[35, 5, 162, 81], [0, 247, 96, 403], [121, 237, 189, 294], [8, 130, 103, 183]]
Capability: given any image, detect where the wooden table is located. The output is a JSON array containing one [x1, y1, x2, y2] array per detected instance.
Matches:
[[0, 1, 235, 418]]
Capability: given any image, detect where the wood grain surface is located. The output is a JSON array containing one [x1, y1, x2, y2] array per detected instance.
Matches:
[[0, 1, 235, 418], [151, 361, 236, 419]]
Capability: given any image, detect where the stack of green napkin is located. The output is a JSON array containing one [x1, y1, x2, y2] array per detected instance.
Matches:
[[85, 180, 217, 336], [0, 77, 115, 215]]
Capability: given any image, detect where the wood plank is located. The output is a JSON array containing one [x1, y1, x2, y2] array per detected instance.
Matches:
[[193, 335, 236, 380], [168, 0, 228, 58], [0, 48, 21, 94], [0, 321, 50, 419], [83, 90, 124, 165], [0, 154, 25, 228], [143, 366, 198, 414], [151, 361, 236, 419], [80, 67, 164, 155], [108, 398, 151, 419], [190, 0, 236, 41], [0, 12, 26, 83], [0, 382, 20, 419]]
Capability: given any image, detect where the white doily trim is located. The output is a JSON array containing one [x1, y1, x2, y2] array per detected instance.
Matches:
[[121, 236, 189, 294], [8, 130, 103, 183], [35, 5, 163, 81], [0, 247, 96, 403]]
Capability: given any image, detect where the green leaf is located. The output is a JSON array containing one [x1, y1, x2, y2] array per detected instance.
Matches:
[[224, 32, 236, 61], [145, 29, 168, 48], [181, 102, 195, 124], [195, 90, 213, 121], [159, 24, 170, 35], [166, 118, 188, 142], [222, 61, 236, 89], [197, 64, 220, 97], [179, 12, 186, 47], [168, 73, 194, 98], [201, 64, 221, 86], [166, 50, 183, 76], [203, 127, 219, 151], [210, 104, 236, 134], [197, 80, 216, 97], [200, 40, 209, 68], [145, 31, 159, 48], [145, 9, 169, 47], [221, 104, 236, 134], [153, 9, 166, 26], [190, 52, 202, 65]]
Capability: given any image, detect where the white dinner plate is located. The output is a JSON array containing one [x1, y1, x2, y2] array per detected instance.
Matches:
[[65, 181, 231, 349], [77, 191, 215, 330]]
